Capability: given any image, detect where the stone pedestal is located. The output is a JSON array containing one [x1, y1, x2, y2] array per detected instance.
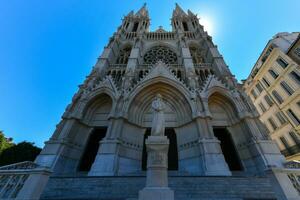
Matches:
[[139, 136, 174, 200], [16, 167, 52, 200]]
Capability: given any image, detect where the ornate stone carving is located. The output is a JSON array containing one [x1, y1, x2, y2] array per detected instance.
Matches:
[[144, 46, 178, 65]]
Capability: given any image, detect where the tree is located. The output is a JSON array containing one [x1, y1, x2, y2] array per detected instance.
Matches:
[[0, 130, 13, 154], [0, 131, 42, 166]]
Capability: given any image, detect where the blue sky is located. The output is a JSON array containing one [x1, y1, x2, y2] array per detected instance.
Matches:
[[0, 0, 299, 147]]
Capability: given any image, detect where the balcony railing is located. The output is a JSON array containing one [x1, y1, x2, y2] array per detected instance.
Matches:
[[146, 32, 176, 40], [184, 31, 196, 39]]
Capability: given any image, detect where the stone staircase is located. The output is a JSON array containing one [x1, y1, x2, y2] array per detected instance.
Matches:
[[40, 176, 277, 200]]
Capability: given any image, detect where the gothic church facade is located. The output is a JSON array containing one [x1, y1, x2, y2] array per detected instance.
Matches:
[[35, 4, 286, 178]]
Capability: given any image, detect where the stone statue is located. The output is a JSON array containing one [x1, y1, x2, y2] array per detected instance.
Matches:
[[151, 94, 165, 136]]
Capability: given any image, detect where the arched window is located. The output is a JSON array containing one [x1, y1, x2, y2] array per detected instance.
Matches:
[[143, 46, 178, 65], [116, 46, 132, 64], [189, 46, 204, 64]]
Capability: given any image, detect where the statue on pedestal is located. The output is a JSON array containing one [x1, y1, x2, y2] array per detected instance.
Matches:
[[138, 93, 174, 200], [151, 94, 165, 136]]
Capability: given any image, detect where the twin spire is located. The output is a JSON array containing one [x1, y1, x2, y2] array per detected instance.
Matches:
[[122, 3, 199, 33], [125, 3, 196, 18]]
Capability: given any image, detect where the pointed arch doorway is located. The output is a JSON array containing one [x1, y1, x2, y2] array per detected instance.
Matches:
[[142, 128, 178, 171], [213, 127, 243, 171]]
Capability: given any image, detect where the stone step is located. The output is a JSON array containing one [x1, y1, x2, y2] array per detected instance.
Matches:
[[40, 176, 277, 200]]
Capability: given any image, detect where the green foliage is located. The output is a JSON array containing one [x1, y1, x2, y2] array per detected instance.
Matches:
[[0, 131, 42, 166], [0, 130, 14, 154]]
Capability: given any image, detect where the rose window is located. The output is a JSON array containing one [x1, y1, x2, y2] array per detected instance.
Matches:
[[143, 46, 178, 65]]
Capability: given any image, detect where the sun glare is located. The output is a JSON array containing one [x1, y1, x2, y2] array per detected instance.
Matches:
[[199, 17, 214, 36]]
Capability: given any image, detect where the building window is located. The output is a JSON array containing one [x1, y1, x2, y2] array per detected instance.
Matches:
[[268, 69, 279, 79], [261, 46, 274, 63], [125, 22, 129, 30], [256, 82, 263, 93], [132, 22, 139, 32], [264, 123, 271, 134], [289, 71, 300, 85], [264, 95, 274, 107], [294, 47, 300, 57], [289, 131, 300, 144], [276, 57, 288, 69], [276, 112, 286, 125], [182, 21, 188, 31], [251, 89, 258, 99], [280, 136, 290, 150], [272, 90, 284, 104], [280, 81, 294, 96], [143, 46, 178, 65], [262, 77, 270, 87], [259, 102, 267, 113], [268, 117, 278, 131], [287, 109, 300, 126]]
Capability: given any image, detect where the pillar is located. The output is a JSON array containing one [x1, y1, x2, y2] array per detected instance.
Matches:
[[196, 117, 231, 176], [139, 136, 174, 200], [88, 118, 123, 176]]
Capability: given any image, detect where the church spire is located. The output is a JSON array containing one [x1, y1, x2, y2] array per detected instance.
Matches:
[[172, 3, 187, 18], [136, 3, 149, 17]]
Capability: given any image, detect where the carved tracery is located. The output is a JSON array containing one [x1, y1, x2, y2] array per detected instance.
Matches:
[[144, 46, 178, 65]]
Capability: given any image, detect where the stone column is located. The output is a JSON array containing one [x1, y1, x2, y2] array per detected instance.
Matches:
[[95, 34, 119, 76], [139, 136, 174, 200], [243, 117, 285, 173], [35, 119, 80, 173], [123, 38, 141, 90], [179, 37, 198, 89], [196, 117, 231, 176], [88, 118, 123, 176]]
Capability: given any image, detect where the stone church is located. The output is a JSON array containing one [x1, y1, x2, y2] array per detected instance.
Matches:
[[28, 4, 299, 200]]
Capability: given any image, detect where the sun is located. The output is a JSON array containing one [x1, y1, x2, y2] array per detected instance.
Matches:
[[199, 17, 214, 36]]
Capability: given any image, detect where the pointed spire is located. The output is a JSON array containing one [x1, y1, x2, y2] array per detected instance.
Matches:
[[187, 9, 196, 16], [125, 10, 134, 17], [136, 3, 149, 17], [172, 3, 187, 17]]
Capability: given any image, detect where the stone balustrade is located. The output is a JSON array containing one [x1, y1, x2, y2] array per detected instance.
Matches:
[[120, 31, 199, 41], [124, 32, 137, 40], [146, 32, 176, 40], [0, 161, 51, 200], [184, 31, 196, 39]]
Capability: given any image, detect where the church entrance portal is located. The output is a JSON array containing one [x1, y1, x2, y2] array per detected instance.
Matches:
[[78, 127, 107, 171], [213, 127, 243, 171], [142, 128, 178, 171]]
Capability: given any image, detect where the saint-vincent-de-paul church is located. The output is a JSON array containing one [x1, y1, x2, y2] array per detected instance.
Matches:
[[7, 3, 300, 200]]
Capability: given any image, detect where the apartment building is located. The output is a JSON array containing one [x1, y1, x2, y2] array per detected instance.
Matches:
[[243, 32, 300, 160]]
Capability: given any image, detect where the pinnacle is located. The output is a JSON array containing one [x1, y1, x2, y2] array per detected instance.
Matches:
[[173, 3, 187, 17], [136, 3, 149, 17]]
